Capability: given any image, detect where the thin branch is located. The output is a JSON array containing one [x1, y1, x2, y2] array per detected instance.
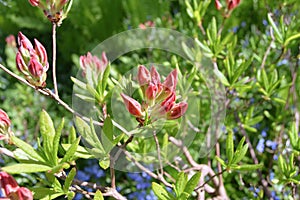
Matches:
[[56, 172, 127, 200], [260, 27, 275, 70], [52, 22, 58, 96], [153, 130, 164, 176]]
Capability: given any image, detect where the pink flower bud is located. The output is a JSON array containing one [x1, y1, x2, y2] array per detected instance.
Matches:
[[79, 52, 108, 76], [137, 65, 150, 86], [0, 109, 11, 129], [150, 66, 161, 85], [0, 172, 19, 196], [145, 83, 157, 105], [17, 187, 33, 200], [16, 52, 29, 75], [34, 39, 48, 66], [5, 35, 16, 48], [163, 69, 177, 92], [227, 0, 241, 10], [121, 93, 143, 117], [28, 0, 39, 6], [161, 92, 176, 113], [18, 32, 33, 51], [215, 0, 222, 10], [28, 57, 44, 78], [167, 102, 188, 120]]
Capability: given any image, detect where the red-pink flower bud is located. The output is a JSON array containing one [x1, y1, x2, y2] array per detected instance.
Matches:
[[215, 0, 222, 10], [0, 172, 19, 196], [18, 32, 33, 51], [150, 66, 160, 85], [17, 187, 33, 200], [5, 35, 16, 48], [28, 0, 39, 6], [163, 69, 177, 92], [16, 52, 29, 75], [28, 57, 44, 78], [80, 52, 108, 76], [0, 109, 11, 129], [145, 83, 157, 105], [167, 102, 188, 120], [161, 92, 176, 113], [137, 65, 150, 86], [34, 39, 48, 66], [121, 93, 143, 117], [227, 0, 241, 10]]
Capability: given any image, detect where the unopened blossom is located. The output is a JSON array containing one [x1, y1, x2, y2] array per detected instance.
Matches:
[[215, 0, 222, 10], [0, 172, 33, 200], [139, 21, 155, 30], [79, 52, 108, 77], [16, 32, 49, 87], [0, 109, 11, 136], [28, 0, 69, 25], [5, 35, 16, 48], [226, 0, 241, 10], [121, 65, 188, 125]]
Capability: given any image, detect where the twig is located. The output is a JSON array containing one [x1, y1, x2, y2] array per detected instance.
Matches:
[[122, 149, 172, 188], [52, 22, 58, 96], [260, 27, 275, 69], [56, 172, 127, 200], [153, 130, 164, 176]]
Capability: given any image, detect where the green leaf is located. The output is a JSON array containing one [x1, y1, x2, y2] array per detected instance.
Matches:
[[267, 13, 283, 43], [71, 76, 87, 90], [175, 172, 187, 196], [232, 163, 263, 171], [184, 172, 201, 195], [49, 163, 70, 174], [278, 155, 286, 173], [11, 136, 45, 162], [31, 188, 57, 199], [103, 117, 113, 142], [2, 163, 51, 174], [226, 131, 234, 164], [211, 17, 217, 42], [75, 117, 104, 152], [102, 64, 111, 95], [214, 68, 230, 86], [94, 190, 104, 200], [53, 118, 64, 165], [215, 156, 226, 167], [232, 144, 248, 164], [75, 94, 96, 103], [99, 158, 110, 170], [62, 144, 94, 159], [68, 126, 77, 144], [152, 182, 172, 200], [61, 137, 81, 163], [40, 110, 56, 164], [63, 168, 76, 193]]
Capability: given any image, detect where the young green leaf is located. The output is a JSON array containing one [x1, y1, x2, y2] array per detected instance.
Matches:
[[53, 118, 64, 165], [94, 190, 104, 200], [103, 117, 113, 142], [61, 137, 81, 163], [11, 136, 45, 162], [226, 131, 234, 165], [152, 182, 173, 200], [71, 76, 87, 90], [184, 172, 201, 195], [175, 172, 188, 197], [63, 168, 76, 193], [40, 110, 56, 164], [102, 63, 111, 95], [2, 163, 51, 174]]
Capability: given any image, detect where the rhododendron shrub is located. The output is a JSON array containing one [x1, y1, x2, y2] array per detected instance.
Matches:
[[0, 0, 299, 200]]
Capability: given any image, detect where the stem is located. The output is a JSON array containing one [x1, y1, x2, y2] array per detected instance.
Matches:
[[52, 22, 58, 96], [153, 130, 164, 176]]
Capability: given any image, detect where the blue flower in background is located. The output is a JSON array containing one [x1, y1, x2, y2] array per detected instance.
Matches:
[[76, 170, 90, 182], [261, 130, 267, 137], [266, 140, 277, 150], [256, 138, 265, 153]]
